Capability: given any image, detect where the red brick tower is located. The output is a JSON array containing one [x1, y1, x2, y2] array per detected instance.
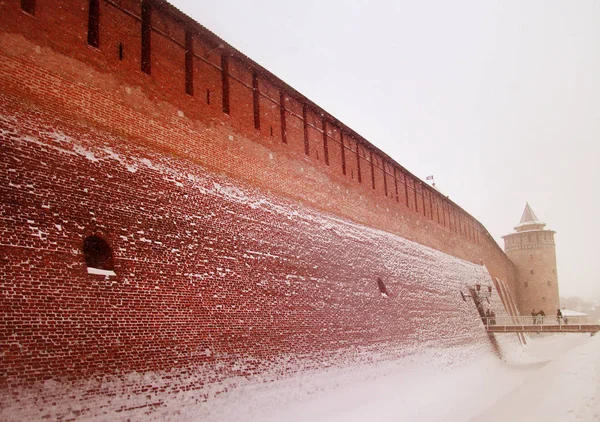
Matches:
[[502, 203, 560, 315]]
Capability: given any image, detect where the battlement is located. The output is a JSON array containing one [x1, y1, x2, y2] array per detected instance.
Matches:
[[1, 0, 511, 258]]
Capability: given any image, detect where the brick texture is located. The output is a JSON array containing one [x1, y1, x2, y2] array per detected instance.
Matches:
[[0, 0, 522, 419]]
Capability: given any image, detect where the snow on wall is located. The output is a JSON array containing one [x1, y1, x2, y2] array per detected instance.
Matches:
[[0, 100, 520, 420], [0, 25, 517, 290]]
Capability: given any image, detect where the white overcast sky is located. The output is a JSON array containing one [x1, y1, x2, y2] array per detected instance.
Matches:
[[167, 0, 600, 301]]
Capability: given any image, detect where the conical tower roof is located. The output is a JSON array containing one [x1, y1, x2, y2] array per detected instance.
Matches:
[[519, 202, 539, 225], [515, 202, 545, 231]]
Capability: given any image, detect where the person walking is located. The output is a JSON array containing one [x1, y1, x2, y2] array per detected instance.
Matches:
[[556, 309, 563, 326], [485, 309, 492, 326], [538, 309, 545, 324], [531, 309, 537, 324]]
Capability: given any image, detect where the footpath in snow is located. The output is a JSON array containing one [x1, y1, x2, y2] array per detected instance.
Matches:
[[197, 334, 599, 422]]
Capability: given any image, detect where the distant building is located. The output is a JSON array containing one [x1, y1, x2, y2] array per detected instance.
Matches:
[[503, 203, 560, 315]]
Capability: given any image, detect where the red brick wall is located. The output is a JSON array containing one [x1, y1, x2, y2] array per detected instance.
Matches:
[[1, 0, 512, 264], [0, 0, 520, 417], [0, 94, 514, 395]]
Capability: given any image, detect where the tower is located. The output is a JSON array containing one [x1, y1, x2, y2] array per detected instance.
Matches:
[[502, 203, 560, 315]]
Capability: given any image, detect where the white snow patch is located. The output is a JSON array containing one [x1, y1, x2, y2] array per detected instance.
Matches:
[[210, 335, 597, 422], [213, 182, 247, 201], [140, 158, 158, 170], [6, 335, 595, 422], [87, 267, 116, 276], [473, 334, 599, 422], [73, 144, 99, 162]]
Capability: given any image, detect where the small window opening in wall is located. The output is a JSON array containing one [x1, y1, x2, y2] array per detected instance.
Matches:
[[141, 0, 152, 74], [221, 55, 230, 114], [118, 43, 124, 61], [370, 151, 375, 190], [529, 254, 533, 260], [252, 71, 260, 129], [206, 89, 211, 105], [21, 0, 36, 15], [377, 277, 390, 298], [270, 126, 273, 137], [524, 281, 528, 287], [185, 31, 194, 96], [87, 0, 100, 48], [316, 150, 319, 161], [351, 169, 354, 179], [83, 235, 116, 276], [542, 296, 546, 301], [530, 269, 534, 275]]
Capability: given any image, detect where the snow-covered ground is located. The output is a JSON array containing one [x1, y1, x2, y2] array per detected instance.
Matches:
[[473, 334, 599, 422], [194, 334, 599, 422]]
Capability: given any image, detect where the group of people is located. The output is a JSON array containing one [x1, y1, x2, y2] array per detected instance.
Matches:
[[485, 309, 496, 325], [556, 308, 568, 325], [531, 309, 567, 325], [531, 309, 546, 324]]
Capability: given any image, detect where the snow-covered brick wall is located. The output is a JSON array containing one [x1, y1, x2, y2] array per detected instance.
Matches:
[[0, 99, 519, 420], [0, 3, 523, 418], [0, 4, 517, 295]]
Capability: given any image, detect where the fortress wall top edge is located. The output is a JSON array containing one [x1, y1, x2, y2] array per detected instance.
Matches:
[[0, 0, 513, 278]]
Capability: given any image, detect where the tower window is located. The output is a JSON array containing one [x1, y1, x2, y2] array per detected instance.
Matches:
[[524, 281, 528, 288], [83, 235, 115, 276], [530, 269, 534, 275]]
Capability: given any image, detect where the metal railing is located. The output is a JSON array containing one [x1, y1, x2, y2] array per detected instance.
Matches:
[[483, 315, 598, 329]]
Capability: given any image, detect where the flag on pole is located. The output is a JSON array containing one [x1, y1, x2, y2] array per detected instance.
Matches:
[[426, 175, 434, 180]]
